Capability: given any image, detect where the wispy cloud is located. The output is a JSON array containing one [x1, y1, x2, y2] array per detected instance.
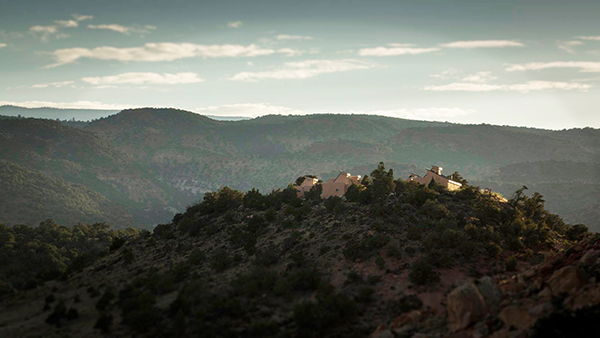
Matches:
[[0, 43, 6, 48], [276, 34, 314, 41], [424, 81, 591, 92], [0, 100, 136, 110], [462, 71, 497, 83], [506, 61, 600, 73], [88, 24, 156, 35], [229, 59, 374, 82], [29, 14, 93, 41], [31, 81, 75, 88], [54, 20, 79, 28], [196, 103, 304, 117], [440, 40, 524, 48], [47, 43, 299, 67], [358, 44, 440, 56], [557, 40, 583, 53], [72, 14, 93, 21], [429, 68, 461, 80], [576, 36, 600, 41], [81, 72, 204, 85], [227, 21, 243, 28]]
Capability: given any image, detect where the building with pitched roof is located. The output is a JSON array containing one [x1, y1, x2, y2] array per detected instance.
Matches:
[[406, 165, 462, 191]]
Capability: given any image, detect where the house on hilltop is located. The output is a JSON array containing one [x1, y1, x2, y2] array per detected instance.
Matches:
[[293, 176, 320, 198], [406, 165, 462, 191], [321, 172, 362, 198], [293, 172, 362, 198]]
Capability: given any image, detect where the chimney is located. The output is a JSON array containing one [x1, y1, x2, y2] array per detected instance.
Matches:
[[431, 165, 442, 175]]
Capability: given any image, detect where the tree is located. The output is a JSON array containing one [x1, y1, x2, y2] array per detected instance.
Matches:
[[449, 171, 468, 185], [369, 162, 395, 203]]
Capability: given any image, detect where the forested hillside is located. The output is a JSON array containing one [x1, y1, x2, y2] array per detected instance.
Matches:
[[0, 117, 188, 228], [86, 108, 600, 230]]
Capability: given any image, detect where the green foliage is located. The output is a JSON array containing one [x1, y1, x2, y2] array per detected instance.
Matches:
[[324, 196, 344, 213], [0, 220, 136, 291], [505, 256, 518, 271], [370, 162, 396, 203], [210, 249, 233, 272], [409, 258, 440, 286], [153, 223, 175, 240], [293, 291, 358, 337]]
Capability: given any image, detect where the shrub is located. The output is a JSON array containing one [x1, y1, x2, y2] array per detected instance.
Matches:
[[505, 256, 517, 271], [406, 226, 422, 241], [153, 223, 175, 240], [210, 249, 232, 272], [375, 256, 385, 270], [408, 258, 440, 286], [293, 292, 357, 337], [94, 313, 113, 333]]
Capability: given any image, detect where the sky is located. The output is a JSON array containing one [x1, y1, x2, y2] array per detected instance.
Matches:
[[1, 0, 599, 129]]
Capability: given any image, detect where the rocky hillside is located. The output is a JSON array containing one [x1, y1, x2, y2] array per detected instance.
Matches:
[[0, 165, 593, 337]]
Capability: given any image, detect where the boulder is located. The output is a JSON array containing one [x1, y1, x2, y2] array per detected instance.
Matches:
[[370, 324, 394, 338], [564, 283, 600, 310], [498, 301, 536, 330], [579, 249, 600, 266], [548, 266, 585, 297], [447, 282, 487, 332], [477, 277, 502, 311]]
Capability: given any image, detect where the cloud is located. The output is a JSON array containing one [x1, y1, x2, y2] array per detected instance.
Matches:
[[424, 81, 591, 93], [0, 100, 137, 110], [29, 25, 59, 41], [557, 40, 583, 53], [429, 68, 461, 80], [47, 43, 298, 67], [88, 24, 156, 35], [72, 14, 93, 21], [55, 20, 79, 28], [0, 43, 6, 48], [358, 44, 440, 56], [81, 72, 204, 85], [31, 81, 75, 88], [196, 103, 304, 117], [229, 59, 374, 82], [227, 21, 243, 28], [439, 40, 525, 48], [29, 14, 93, 41], [506, 61, 600, 73], [576, 36, 600, 41], [276, 34, 314, 41], [462, 71, 497, 83]]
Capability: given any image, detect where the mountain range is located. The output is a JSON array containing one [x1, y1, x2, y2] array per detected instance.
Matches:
[[0, 106, 598, 230]]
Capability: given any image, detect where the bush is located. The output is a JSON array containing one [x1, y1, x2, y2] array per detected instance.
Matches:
[[293, 292, 357, 337], [210, 249, 233, 272], [505, 256, 518, 271], [94, 313, 113, 333], [409, 258, 440, 286], [153, 223, 175, 240]]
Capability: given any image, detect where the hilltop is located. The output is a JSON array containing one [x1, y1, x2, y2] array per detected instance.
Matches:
[[86, 108, 600, 230], [0, 164, 594, 337]]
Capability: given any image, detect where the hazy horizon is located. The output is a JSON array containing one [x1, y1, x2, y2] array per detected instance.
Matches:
[[2, 0, 600, 129]]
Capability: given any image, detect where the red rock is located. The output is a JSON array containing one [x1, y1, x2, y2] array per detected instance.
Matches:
[[391, 310, 422, 329], [548, 266, 585, 297], [447, 282, 487, 332], [564, 283, 600, 310], [498, 300, 536, 330], [370, 324, 393, 338], [490, 329, 526, 338], [579, 250, 600, 266]]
